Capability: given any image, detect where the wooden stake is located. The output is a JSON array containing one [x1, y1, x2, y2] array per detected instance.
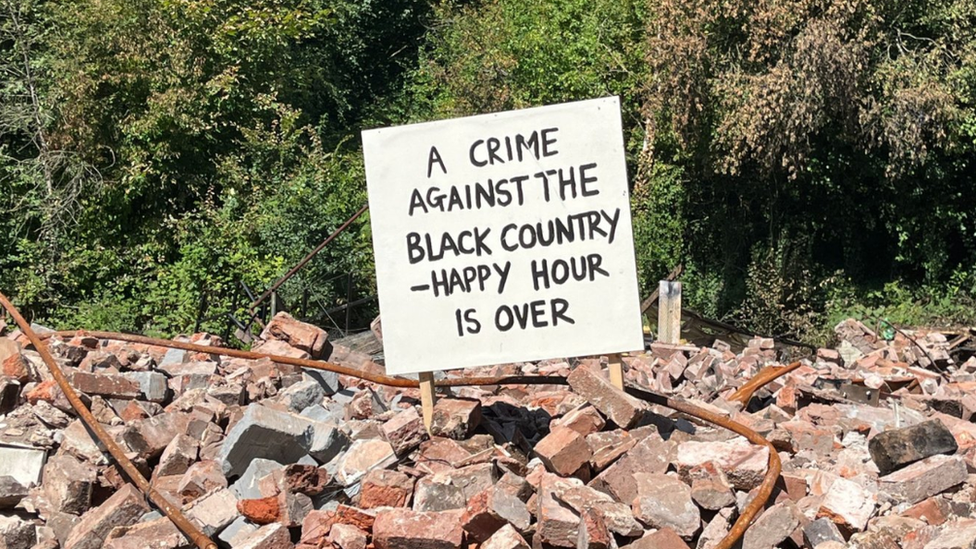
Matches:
[[418, 371, 436, 432], [608, 353, 624, 390], [658, 280, 682, 344]]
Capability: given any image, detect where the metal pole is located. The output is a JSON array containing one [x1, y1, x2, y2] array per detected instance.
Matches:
[[249, 203, 368, 313]]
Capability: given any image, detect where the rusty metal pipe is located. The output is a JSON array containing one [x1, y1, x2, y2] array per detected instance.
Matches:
[[673, 397, 781, 549], [26, 328, 782, 548], [44, 330, 421, 387], [674, 401, 781, 549], [728, 361, 803, 407], [627, 386, 782, 549], [0, 293, 219, 549]]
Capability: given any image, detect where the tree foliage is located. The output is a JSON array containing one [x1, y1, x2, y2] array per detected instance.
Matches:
[[640, 0, 976, 337], [1, 0, 425, 336], [1, 0, 974, 342]]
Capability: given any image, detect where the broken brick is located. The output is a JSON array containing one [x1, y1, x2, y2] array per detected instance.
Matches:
[[869, 419, 958, 475], [536, 474, 581, 548], [577, 507, 611, 549], [551, 404, 606, 436], [534, 425, 591, 476], [2, 353, 30, 383], [0, 515, 35, 549], [429, 398, 482, 440], [817, 476, 877, 531], [632, 473, 700, 538], [879, 454, 968, 505], [260, 312, 329, 359], [327, 523, 367, 549], [42, 454, 96, 515], [741, 502, 801, 549], [567, 365, 645, 428], [372, 508, 464, 549], [238, 496, 281, 525], [284, 463, 330, 497], [461, 486, 531, 542], [382, 406, 427, 455], [481, 524, 530, 549], [675, 437, 769, 491], [627, 528, 691, 549], [359, 469, 414, 509], [177, 460, 227, 504], [63, 484, 150, 549]]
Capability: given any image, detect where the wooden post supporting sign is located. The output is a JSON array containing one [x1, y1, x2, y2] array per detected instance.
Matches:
[[418, 371, 436, 431], [608, 353, 624, 390]]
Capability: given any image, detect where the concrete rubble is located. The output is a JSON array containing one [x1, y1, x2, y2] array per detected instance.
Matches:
[[0, 314, 974, 548]]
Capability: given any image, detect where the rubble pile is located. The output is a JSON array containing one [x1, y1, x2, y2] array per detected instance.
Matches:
[[0, 313, 974, 549]]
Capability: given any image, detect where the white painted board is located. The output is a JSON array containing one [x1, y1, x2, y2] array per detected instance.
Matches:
[[362, 96, 644, 375]]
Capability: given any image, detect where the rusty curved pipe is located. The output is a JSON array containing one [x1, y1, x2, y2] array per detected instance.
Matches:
[[728, 361, 803, 408], [0, 294, 219, 549], [628, 386, 782, 549], [40, 330, 572, 389], [21, 328, 783, 549], [678, 401, 781, 549]]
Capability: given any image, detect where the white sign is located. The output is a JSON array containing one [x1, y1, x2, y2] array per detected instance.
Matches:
[[362, 97, 644, 375]]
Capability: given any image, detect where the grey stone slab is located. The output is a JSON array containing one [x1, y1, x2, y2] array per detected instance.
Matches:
[[216, 404, 316, 477], [0, 444, 46, 487], [230, 458, 283, 499]]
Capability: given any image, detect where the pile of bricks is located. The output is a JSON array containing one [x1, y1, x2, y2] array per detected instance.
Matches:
[[0, 313, 974, 549]]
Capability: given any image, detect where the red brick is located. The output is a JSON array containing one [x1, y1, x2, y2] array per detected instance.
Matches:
[[902, 497, 950, 526], [567, 366, 645, 428], [382, 407, 427, 456], [480, 524, 529, 549], [880, 455, 968, 505], [460, 486, 530, 542], [430, 399, 482, 440], [675, 438, 768, 491], [817, 476, 877, 531], [298, 510, 334, 548], [63, 484, 150, 549], [1, 353, 30, 383], [259, 312, 329, 359], [372, 509, 464, 549], [328, 523, 367, 549], [359, 469, 414, 509], [333, 505, 376, 532], [628, 528, 691, 549], [284, 464, 330, 497], [536, 474, 580, 548], [551, 404, 605, 436], [238, 496, 280, 525], [577, 507, 611, 549], [535, 426, 591, 477]]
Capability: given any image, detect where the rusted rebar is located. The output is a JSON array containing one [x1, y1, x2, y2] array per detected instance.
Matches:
[[0, 293, 219, 549], [17, 325, 785, 549], [728, 360, 803, 407], [675, 396, 781, 549], [248, 202, 369, 314], [628, 386, 782, 549]]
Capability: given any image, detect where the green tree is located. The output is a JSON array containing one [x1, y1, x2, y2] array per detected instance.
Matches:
[[640, 0, 976, 337]]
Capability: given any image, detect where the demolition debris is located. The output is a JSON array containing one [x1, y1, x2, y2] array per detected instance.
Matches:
[[0, 310, 975, 549]]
